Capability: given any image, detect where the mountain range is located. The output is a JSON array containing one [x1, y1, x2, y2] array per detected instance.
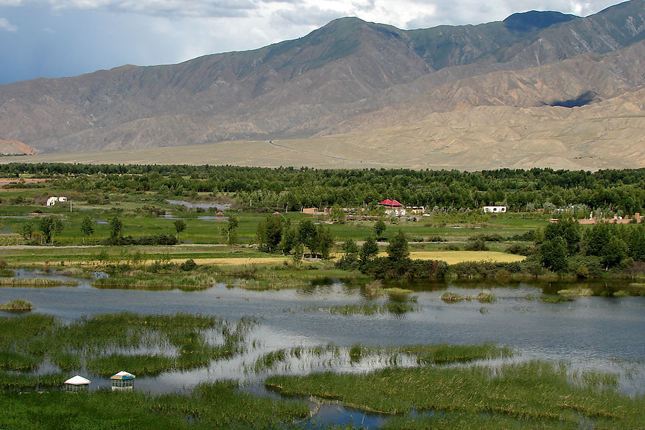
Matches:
[[1, 0, 645, 170]]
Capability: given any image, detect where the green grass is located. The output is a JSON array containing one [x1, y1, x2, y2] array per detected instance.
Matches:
[[0, 381, 309, 429], [266, 361, 645, 428], [92, 270, 217, 291]]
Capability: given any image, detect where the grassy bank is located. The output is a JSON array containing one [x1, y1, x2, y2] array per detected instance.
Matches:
[[0, 381, 309, 429], [266, 361, 645, 429]]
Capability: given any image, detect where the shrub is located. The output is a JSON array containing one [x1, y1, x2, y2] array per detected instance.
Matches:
[[180, 259, 198, 272], [464, 239, 489, 251]]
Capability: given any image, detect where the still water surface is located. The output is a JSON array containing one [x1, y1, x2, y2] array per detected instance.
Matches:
[[1, 277, 644, 426]]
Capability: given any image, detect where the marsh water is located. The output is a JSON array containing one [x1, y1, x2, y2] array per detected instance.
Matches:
[[1, 275, 644, 426]]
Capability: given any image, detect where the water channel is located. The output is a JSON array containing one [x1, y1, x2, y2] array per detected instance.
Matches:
[[1, 275, 644, 427]]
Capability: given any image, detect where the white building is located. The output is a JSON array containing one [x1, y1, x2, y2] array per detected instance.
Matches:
[[46, 196, 67, 206], [483, 206, 507, 213]]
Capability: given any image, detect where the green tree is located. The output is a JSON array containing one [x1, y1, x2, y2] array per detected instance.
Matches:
[[226, 214, 239, 246], [109, 216, 123, 240], [316, 225, 334, 260], [330, 204, 346, 224], [52, 219, 64, 243], [80, 216, 95, 244], [387, 229, 410, 263], [601, 236, 629, 269], [360, 236, 379, 266], [256, 215, 284, 253], [374, 218, 386, 239], [544, 218, 581, 255], [338, 238, 360, 270], [584, 223, 613, 257], [297, 219, 318, 255], [540, 237, 568, 272], [21, 222, 33, 240], [174, 219, 187, 240], [39, 218, 55, 243], [279, 227, 298, 254], [292, 244, 304, 266], [629, 226, 645, 261]]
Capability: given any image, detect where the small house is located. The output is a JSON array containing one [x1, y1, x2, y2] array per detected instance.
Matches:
[[379, 199, 406, 216], [110, 371, 135, 391], [483, 206, 507, 213], [64, 375, 91, 392]]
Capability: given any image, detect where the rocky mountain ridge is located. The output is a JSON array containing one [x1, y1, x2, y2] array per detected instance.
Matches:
[[0, 0, 644, 170]]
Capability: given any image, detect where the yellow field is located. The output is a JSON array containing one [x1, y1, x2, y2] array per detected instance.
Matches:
[[171, 257, 290, 266], [409, 251, 525, 264]]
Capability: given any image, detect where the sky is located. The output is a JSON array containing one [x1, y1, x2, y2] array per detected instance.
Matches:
[[0, 0, 629, 84]]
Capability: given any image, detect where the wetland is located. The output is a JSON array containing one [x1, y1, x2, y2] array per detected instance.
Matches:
[[0, 276, 644, 429]]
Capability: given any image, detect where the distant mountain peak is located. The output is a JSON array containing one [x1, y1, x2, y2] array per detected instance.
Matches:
[[503, 10, 579, 33]]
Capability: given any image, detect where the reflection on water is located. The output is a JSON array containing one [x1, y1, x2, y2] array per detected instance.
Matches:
[[157, 214, 228, 222], [166, 199, 231, 211], [1, 278, 644, 421]]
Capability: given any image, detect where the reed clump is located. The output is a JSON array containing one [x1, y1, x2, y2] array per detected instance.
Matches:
[[475, 290, 496, 303], [0, 299, 33, 311], [0, 278, 77, 288], [314, 302, 418, 316], [558, 287, 594, 297], [440, 292, 464, 303], [541, 295, 573, 303], [92, 271, 215, 290]]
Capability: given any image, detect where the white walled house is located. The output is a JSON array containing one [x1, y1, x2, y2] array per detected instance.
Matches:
[[46, 196, 68, 206], [483, 206, 507, 213]]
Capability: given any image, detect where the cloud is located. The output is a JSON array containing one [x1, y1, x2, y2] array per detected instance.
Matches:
[[0, 0, 628, 84], [0, 17, 17, 31], [4, 0, 259, 19]]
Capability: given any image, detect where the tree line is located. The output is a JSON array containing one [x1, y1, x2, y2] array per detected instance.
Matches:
[[2, 163, 645, 214]]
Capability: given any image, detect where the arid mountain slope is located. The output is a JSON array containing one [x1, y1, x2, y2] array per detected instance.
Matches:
[[12, 87, 645, 172], [0, 139, 36, 156], [0, 0, 644, 170]]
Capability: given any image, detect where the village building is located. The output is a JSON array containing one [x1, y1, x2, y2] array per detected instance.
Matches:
[[46, 196, 68, 206], [483, 206, 507, 213], [379, 199, 405, 216], [576, 213, 641, 225], [406, 206, 425, 215]]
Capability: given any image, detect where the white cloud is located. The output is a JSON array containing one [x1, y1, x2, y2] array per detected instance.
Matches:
[[0, 17, 17, 31], [0, 0, 624, 23], [0, 0, 629, 84]]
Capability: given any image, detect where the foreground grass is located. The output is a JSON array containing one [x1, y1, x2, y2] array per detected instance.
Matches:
[[266, 361, 645, 429], [0, 381, 309, 430]]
